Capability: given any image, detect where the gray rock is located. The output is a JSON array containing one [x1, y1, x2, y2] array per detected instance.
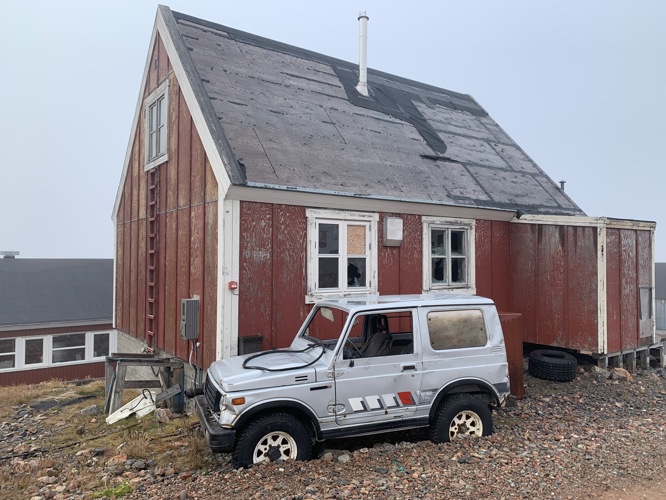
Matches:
[[80, 405, 100, 416]]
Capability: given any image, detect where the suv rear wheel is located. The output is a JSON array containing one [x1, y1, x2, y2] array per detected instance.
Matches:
[[232, 412, 312, 468], [429, 394, 493, 443]]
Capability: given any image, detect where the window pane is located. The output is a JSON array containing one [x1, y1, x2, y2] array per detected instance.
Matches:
[[0, 338, 15, 354], [451, 258, 466, 284], [428, 310, 487, 350], [451, 231, 465, 256], [53, 348, 86, 364], [347, 258, 366, 287], [25, 338, 44, 365], [94, 334, 110, 358], [318, 257, 339, 288], [431, 229, 446, 256], [347, 225, 366, 255], [53, 333, 85, 349], [0, 354, 14, 369], [432, 257, 447, 283], [318, 224, 339, 254]]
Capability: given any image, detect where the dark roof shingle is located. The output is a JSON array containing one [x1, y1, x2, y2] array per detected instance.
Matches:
[[168, 8, 585, 216]]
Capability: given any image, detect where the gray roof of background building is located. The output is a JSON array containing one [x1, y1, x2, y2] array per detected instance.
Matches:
[[657, 263, 666, 299], [164, 7, 585, 216], [0, 259, 113, 329]]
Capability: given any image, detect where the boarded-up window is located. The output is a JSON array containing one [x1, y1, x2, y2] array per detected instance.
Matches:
[[428, 310, 487, 350]]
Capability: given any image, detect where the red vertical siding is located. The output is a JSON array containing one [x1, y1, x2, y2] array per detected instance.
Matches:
[[273, 206, 309, 346], [620, 230, 638, 350], [565, 226, 598, 351], [510, 224, 538, 342], [239, 202, 274, 348], [475, 220, 492, 299], [377, 213, 421, 295], [606, 229, 622, 352], [114, 34, 218, 367], [490, 221, 511, 311]]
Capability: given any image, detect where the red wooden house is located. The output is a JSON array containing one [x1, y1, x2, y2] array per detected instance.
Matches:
[[113, 6, 656, 376], [0, 256, 114, 386]]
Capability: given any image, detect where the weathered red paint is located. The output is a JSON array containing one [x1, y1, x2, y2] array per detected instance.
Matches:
[[114, 33, 218, 367], [0, 362, 106, 387], [499, 313, 524, 400]]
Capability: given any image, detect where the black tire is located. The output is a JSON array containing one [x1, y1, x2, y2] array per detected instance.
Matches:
[[232, 412, 312, 468], [528, 349, 577, 382], [429, 394, 493, 444]]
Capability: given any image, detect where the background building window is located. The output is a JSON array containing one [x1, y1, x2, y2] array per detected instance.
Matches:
[[52, 333, 86, 363], [0, 339, 16, 369], [25, 338, 44, 365]]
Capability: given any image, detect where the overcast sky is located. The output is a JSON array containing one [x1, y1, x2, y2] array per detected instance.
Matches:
[[1, 1, 665, 261]]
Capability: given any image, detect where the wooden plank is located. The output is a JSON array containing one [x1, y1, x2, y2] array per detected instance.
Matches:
[[166, 76, 179, 212], [474, 220, 492, 300], [123, 210, 131, 335], [176, 207, 191, 359], [239, 202, 273, 347], [399, 214, 422, 294], [137, 218, 147, 343], [204, 158, 218, 203], [378, 213, 401, 295], [536, 225, 567, 347], [177, 99, 192, 209], [637, 230, 653, 343], [202, 202, 218, 367], [190, 126, 205, 206], [565, 226, 598, 351], [164, 212, 177, 356], [606, 229, 622, 353], [490, 221, 511, 311], [565, 226, 599, 352], [273, 205, 308, 348], [129, 220, 138, 338], [620, 230, 638, 350], [156, 183, 167, 351], [157, 34, 169, 86], [115, 222, 125, 332], [509, 224, 537, 343]]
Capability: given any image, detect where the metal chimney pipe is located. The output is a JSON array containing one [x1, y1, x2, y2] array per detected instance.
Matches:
[[559, 180, 566, 191], [356, 11, 369, 96]]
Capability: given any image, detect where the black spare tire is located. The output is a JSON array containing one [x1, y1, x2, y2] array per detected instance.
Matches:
[[528, 349, 577, 382]]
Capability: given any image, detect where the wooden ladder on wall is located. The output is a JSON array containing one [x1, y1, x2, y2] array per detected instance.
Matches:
[[146, 168, 159, 351]]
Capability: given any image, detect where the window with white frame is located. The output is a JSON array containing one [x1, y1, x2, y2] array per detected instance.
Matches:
[[144, 80, 169, 170], [0, 331, 116, 372], [423, 217, 475, 292], [307, 209, 378, 301]]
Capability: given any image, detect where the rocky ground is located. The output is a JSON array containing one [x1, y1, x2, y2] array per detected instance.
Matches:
[[2, 363, 666, 500]]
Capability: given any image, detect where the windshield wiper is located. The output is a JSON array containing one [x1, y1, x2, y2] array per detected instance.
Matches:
[[242, 343, 326, 372]]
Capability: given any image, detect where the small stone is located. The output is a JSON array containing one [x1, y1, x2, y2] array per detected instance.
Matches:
[[321, 452, 333, 462], [133, 460, 147, 470], [610, 367, 634, 381], [80, 405, 100, 416], [180, 491, 188, 500], [338, 454, 351, 463], [155, 408, 173, 423]]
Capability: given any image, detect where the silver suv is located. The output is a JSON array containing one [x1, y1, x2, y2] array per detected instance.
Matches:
[[195, 294, 510, 468]]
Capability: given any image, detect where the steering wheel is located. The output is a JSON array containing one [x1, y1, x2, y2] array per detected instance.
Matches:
[[343, 339, 363, 359]]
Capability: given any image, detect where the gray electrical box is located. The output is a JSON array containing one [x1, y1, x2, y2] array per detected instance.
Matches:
[[180, 298, 200, 340]]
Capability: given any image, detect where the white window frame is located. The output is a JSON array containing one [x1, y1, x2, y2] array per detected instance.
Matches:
[[306, 209, 378, 303], [422, 217, 475, 293], [0, 331, 116, 372], [144, 79, 169, 171], [0, 337, 17, 370]]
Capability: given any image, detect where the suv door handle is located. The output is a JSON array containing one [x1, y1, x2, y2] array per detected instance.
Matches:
[[401, 364, 417, 372]]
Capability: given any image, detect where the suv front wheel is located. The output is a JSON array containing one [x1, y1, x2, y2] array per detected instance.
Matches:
[[232, 412, 313, 468], [429, 394, 493, 443]]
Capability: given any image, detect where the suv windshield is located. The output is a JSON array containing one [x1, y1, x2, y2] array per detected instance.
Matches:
[[301, 306, 350, 344]]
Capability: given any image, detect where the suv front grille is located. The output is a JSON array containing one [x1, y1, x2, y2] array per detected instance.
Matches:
[[204, 376, 221, 413]]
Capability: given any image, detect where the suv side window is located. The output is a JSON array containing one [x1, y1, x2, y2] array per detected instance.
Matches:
[[428, 309, 487, 350], [347, 310, 415, 358]]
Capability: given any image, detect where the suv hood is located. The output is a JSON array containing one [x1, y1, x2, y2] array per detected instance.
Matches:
[[208, 347, 330, 393]]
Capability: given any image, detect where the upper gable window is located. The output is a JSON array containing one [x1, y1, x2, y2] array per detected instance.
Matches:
[[422, 217, 475, 293], [306, 209, 378, 302], [144, 80, 169, 170]]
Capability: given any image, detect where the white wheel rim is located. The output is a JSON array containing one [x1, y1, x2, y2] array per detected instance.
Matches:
[[253, 431, 298, 463], [448, 410, 483, 439]]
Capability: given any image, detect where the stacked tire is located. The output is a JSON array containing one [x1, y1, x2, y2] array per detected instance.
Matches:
[[528, 349, 577, 382]]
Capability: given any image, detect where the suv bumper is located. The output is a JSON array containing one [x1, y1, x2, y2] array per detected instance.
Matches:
[[194, 395, 235, 453]]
